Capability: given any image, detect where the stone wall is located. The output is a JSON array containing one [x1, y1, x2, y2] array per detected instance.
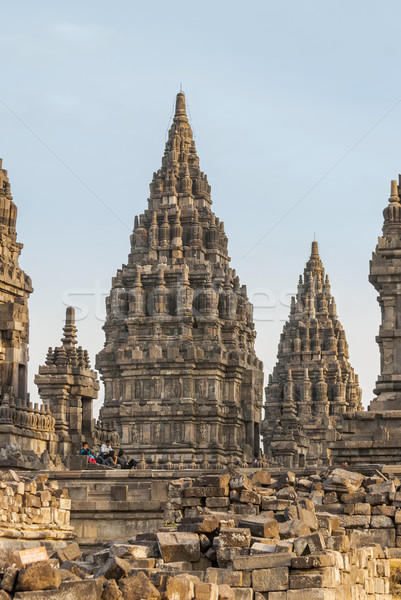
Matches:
[[0, 469, 74, 550]]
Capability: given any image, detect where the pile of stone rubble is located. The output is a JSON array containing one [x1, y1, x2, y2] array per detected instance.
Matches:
[[0, 466, 396, 599]]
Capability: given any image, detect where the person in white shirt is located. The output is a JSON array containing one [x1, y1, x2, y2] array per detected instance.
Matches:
[[99, 440, 113, 458]]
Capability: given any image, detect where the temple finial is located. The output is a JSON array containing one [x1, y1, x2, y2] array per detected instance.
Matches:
[[61, 306, 77, 347], [311, 240, 319, 259], [175, 92, 187, 120], [389, 179, 399, 204]]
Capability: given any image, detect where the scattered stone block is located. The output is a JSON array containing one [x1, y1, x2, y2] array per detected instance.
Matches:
[[293, 533, 325, 556], [1, 567, 18, 593], [118, 571, 160, 600], [218, 584, 234, 600], [279, 519, 311, 540], [238, 516, 279, 539], [17, 561, 62, 592], [252, 567, 289, 592], [14, 579, 104, 600], [157, 532, 201, 563], [165, 573, 196, 600], [102, 579, 123, 600], [289, 566, 340, 589], [323, 469, 363, 494], [95, 556, 131, 580], [215, 528, 251, 548], [371, 515, 394, 528], [233, 553, 293, 571], [194, 582, 218, 600]]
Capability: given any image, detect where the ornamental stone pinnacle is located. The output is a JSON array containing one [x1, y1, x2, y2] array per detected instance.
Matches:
[[96, 92, 264, 467], [262, 241, 362, 468]]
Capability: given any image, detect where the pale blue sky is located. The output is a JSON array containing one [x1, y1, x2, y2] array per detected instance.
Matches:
[[1, 1, 399, 412]]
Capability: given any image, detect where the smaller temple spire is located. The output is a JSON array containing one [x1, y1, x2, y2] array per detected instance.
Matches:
[[61, 307, 77, 347]]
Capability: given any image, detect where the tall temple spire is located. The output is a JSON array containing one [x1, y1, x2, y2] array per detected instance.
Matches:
[[262, 240, 362, 468], [97, 93, 263, 467], [370, 176, 401, 409]]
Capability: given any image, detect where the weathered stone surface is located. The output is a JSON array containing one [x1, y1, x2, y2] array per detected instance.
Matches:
[[102, 580, 123, 600], [165, 573, 196, 600], [1, 567, 18, 593], [289, 566, 340, 589], [109, 544, 154, 559], [56, 542, 81, 564], [218, 584, 234, 600], [371, 515, 394, 528], [252, 567, 289, 592], [279, 519, 311, 540], [194, 582, 218, 600], [293, 533, 325, 556], [95, 557, 131, 581], [238, 516, 279, 539], [287, 589, 335, 600], [157, 532, 200, 563], [14, 580, 104, 600], [233, 553, 293, 571], [215, 528, 251, 548], [323, 469, 364, 494], [118, 571, 160, 600], [17, 561, 62, 592]]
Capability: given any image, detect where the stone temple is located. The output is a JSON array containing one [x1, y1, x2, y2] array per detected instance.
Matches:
[[262, 241, 362, 468], [96, 93, 264, 467]]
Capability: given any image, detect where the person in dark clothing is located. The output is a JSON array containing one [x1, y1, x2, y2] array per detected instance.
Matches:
[[117, 449, 136, 469], [105, 450, 118, 468]]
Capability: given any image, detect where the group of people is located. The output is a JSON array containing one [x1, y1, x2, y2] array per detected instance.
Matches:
[[80, 440, 136, 469]]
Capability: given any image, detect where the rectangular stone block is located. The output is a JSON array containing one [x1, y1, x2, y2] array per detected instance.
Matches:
[[233, 553, 292, 571], [205, 568, 243, 586], [238, 516, 279, 539], [14, 579, 103, 599], [233, 589, 253, 600], [289, 567, 340, 589], [215, 527, 251, 549], [206, 497, 230, 508], [287, 589, 335, 600], [185, 487, 228, 498], [339, 514, 370, 528], [252, 567, 289, 592], [157, 531, 200, 563], [349, 528, 396, 548], [239, 490, 261, 505]]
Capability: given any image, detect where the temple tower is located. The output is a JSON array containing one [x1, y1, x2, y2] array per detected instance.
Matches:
[[35, 307, 105, 457], [0, 159, 33, 402], [262, 241, 362, 467], [369, 179, 401, 411], [96, 92, 264, 467]]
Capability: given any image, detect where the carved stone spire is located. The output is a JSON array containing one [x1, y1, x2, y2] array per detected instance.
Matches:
[[262, 240, 362, 468], [97, 92, 263, 467]]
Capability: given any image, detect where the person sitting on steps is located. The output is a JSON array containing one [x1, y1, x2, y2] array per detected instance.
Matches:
[[117, 449, 137, 469], [105, 450, 118, 467]]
